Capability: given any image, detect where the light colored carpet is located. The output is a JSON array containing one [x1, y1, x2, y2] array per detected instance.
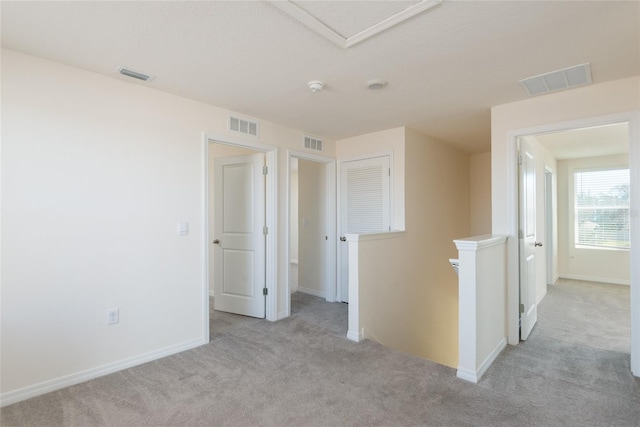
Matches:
[[2, 280, 639, 426]]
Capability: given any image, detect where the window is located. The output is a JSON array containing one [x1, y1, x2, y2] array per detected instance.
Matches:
[[574, 168, 630, 249]]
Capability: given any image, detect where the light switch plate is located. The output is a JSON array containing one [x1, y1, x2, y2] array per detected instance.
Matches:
[[177, 222, 189, 236]]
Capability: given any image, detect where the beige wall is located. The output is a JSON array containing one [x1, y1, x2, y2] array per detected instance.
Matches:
[[0, 48, 336, 397], [491, 75, 640, 344], [297, 159, 326, 296], [356, 128, 470, 367], [469, 152, 491, 235], [557, 154, 630, 284]]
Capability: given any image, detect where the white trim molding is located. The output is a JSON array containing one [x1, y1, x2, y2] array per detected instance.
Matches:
[[559, 274, 630, 286], [457, 338, 507, 383], [271, 0, 442, 49], [453, 234, 507, 251], [0, 338, 206, 408], [297, 287, 325, 299]]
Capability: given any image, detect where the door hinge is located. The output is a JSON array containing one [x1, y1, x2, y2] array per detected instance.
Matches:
[[518, 229, 524, 239], [263, 166, 268, 175], [388, 168, 391, 176], [263, 226, 268, 235], [263, 287, 268, 296], [518, 155, 523, 166], [520, 303, 525, 314]]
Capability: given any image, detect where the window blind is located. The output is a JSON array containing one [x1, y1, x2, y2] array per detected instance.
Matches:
[[574, 168, 630, 249]]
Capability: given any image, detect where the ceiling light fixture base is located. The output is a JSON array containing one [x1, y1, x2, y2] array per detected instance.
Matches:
[[367, 79, 387, 90]]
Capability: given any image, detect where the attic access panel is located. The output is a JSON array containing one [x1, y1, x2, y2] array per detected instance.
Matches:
[[271, 0, 442, 48]]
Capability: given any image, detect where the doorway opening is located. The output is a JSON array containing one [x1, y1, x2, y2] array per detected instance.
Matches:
[[202, 133, 278, 342], [509, 112, 638, 376], [285, 150, 337, 320], [210, 143, 266, 319]]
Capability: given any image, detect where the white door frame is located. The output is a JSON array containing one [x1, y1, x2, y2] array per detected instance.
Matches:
[[544, 165, 555, 286], [506, 111, 639, 376], [285, 149, 337, 316], [202, 132, 278, 340]]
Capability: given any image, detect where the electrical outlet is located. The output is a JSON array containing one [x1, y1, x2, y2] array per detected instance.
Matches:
[[107, 308, 119, 325]]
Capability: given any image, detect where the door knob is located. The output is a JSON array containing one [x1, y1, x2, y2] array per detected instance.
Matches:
[[340, 236, 347, 242], [535, 241, 543, 247], [213, 239, 220, 245]]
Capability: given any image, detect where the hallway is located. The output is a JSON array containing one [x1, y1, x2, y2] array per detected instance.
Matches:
[[2, 280, 638, 426]]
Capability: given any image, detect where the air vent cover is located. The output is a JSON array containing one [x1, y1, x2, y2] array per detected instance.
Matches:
[[304, 136, 323, 151], [520, 63, 592, 96], [118, 67, 155, 82], [229, 116, 259, 137]]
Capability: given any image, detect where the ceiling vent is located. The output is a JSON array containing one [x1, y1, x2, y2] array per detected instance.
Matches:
[[229, 116, 259, 137], [117, 67, 155, 82], [520, 63, 592, 96], [304, 136, 323, 152]]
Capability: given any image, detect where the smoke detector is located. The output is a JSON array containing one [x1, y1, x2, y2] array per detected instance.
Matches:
[[308, 80, 325, 93]]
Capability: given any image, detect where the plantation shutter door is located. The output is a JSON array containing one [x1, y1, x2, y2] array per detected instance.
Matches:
[[339, 155, 391, 302], [341, 156, 391, 234]]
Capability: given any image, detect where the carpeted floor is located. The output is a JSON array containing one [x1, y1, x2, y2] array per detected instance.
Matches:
[[2, 280, 639, 426]]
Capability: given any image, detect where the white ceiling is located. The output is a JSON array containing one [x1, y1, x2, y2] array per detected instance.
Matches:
[[1, 1, 639, 153], [533, 123, 629, 160]]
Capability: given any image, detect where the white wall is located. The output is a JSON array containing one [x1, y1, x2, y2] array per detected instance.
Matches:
[[470, 152, 492, 235], [0, 48, 336, 402], [491, 76, 640, 353], [455, 235, 507, 383], [557, 154, 630, 285], [297, 159, 325, 297]]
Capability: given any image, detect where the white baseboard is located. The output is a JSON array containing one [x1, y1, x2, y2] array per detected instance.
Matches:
[[536, 287, 547, 305], [209, 290, 215, 298], [277, 310, 288, 321], [457, 338, 507, 383], [347, 329, 363, 342], [477, 338, 507, 380], [559, 273, 629, 286], [0, 337, 207, 408], [297, 287, 325, 298], [456, 367, 479, 383], [290, 259, 298, 265]]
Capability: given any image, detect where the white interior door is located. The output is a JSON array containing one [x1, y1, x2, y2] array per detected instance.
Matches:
[[519, 138, 539, 340], [213, 153, 265, 318], [339, 156, 391, 302]]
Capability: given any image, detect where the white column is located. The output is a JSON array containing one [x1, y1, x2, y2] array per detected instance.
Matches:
[[454, 234, 508, 383]]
